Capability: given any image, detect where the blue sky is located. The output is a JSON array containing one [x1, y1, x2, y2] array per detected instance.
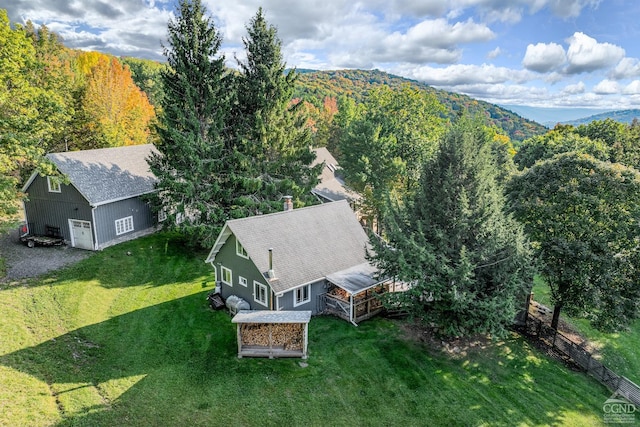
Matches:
[[7, 0, 640, 116]]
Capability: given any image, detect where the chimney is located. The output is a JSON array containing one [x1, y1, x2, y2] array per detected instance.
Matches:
[[268, 248, 276, 279], [283, 195, 293, 212]]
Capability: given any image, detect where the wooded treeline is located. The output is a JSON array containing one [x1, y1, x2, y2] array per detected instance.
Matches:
[[0, 9, 156, 218]]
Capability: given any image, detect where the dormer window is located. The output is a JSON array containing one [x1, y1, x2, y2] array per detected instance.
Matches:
[[47, 176, 61, 193], [236, 240, 248, 259]]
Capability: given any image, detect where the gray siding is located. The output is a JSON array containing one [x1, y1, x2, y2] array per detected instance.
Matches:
[[93, 198, 155, 248], [278, 280, 326, 314], [213, 234, 327, 313], [23, 174, 156, 250], [23, 175, 92, 241], [213, 235, 273, 310]]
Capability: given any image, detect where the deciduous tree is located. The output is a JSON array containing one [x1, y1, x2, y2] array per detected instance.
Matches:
[[339, 84, 446, 230], [81, 53, 155, 147], [508, 152, 640, 331], [0, 11, 58, 219]]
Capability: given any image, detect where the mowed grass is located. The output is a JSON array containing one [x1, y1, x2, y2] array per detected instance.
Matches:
[[0, 234, 611, 426], [532, 278, 640, 385]]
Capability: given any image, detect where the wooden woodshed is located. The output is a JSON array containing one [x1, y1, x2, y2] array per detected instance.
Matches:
[[231, 310, 311, 359]]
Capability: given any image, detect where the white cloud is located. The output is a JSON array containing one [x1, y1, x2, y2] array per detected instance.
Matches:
[[609, 57, 640, 80], [394, 63, 532, 86], [623, 80, 640, 94], [522, 42, 566, 72], [565, 32, 625, 74], [486, 47, 502, 59], [562, 81, 586, 94], [593, 79, 620, 94], [546, 0, 601, 18]]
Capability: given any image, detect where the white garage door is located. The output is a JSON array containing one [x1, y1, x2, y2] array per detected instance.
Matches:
[[69, 220, 93, 250]]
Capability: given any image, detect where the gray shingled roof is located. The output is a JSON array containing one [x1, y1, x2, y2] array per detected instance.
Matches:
[[311, 147, 360, 202], [206, 200, 372, 294], [46, 144, 158, 206]]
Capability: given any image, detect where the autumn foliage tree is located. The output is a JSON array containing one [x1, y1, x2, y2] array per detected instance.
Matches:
[[80, 53, 155, 148]]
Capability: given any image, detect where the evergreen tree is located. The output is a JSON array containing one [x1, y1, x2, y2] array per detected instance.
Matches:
[[231, 8, 320, 213], [371, 117, 533, 338], [147, 0, 232, 247]]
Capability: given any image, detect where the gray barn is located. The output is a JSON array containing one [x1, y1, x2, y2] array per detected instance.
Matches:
[[21, 144, 159, 250]]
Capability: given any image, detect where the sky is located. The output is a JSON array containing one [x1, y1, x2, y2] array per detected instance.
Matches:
[[6, 0, 640, 117]]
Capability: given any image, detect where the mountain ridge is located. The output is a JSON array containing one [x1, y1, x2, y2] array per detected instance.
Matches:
[[294, 69, 547, 142]]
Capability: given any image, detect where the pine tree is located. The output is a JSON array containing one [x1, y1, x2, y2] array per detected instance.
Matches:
[[371, 117, 533, 338], [231, 8, 320, 213], [147, 0, 232, 247]]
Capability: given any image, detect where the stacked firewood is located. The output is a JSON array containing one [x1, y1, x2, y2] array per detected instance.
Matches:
[[328, 287, 349, 300], [240, 323, 304, 350]]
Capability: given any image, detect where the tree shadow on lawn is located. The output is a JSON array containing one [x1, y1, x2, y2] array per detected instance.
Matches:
[[2, 294, 610, 426], [0, 233, 213, 291]]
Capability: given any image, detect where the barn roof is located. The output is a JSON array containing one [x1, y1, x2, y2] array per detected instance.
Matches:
[[41, 144, 158, 207], [206, 200, 373, 295]]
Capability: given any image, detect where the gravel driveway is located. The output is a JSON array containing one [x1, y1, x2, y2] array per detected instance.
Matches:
[[0, 227, 91, 282]]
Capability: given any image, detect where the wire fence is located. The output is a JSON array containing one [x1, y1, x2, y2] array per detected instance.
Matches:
[[523, 313, 640, 406]]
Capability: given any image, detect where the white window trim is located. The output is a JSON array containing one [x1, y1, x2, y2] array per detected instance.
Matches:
[[115, 216, 134, 236], [221, 266, 232, 287], [254, 281, 268, 307], [238, 276, 248, 287], [47, 176, 61, 193], [236, 240, 249, 259], [294, 285, 311, 307], [158, 210, 167, 222]]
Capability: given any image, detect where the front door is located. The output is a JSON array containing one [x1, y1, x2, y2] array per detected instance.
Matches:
[[69, 219, 93, 250]]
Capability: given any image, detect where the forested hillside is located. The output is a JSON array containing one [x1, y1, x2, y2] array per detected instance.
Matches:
[[294, 69, 546, 141], [562, 109, 640, 126]]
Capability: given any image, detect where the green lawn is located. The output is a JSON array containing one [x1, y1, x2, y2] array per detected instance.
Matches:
[[531, 278, 640, 385], [0, 234, 612, 426]]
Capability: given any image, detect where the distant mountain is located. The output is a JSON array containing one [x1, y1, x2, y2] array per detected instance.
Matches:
[[295, 69, 547, 141], [560, 109, 640, 126], [498, 105, 614, 128]]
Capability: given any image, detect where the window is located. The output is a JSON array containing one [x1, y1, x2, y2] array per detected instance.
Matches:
[[254, 281, 268, 307], [294, 285, 310, 306], [236, 240, 248, 258], [238, 276, 248, 287], [221, 266, 232, 286], [115, 216, 134, 235], [47, 176, 61, 193], [158, 210, 167, 222]]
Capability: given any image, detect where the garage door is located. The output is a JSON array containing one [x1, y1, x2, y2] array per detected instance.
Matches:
[[69, 220, 93, 250]]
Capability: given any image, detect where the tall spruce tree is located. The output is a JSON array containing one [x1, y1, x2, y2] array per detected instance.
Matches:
[[371, 117, 533, 338], [148, 0, 232, 247], [232, 8, 320, 213]]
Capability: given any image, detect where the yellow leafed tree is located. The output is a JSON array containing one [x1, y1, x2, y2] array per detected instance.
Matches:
[[80, 52, 155, 147]]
